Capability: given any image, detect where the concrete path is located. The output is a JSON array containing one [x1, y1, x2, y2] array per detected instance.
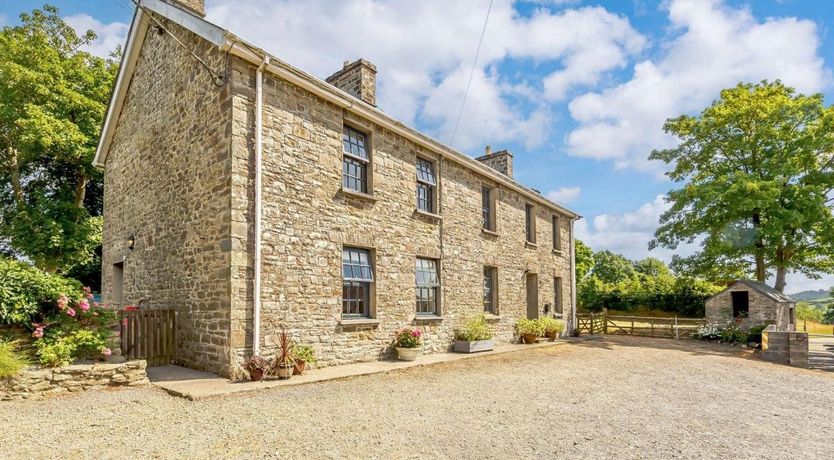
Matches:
[[809, 335, 834, 371], [147, 339, 577, 400]]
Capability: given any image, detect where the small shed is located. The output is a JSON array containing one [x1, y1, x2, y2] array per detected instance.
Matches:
[[705, 280, 796, 331]]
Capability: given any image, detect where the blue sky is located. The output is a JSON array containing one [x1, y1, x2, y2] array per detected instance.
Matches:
[[2, 0, 833, 292]]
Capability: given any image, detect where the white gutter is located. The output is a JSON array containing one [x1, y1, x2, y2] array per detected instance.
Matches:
[[252, 55, 270, 356], [570, 217, 578, 333]]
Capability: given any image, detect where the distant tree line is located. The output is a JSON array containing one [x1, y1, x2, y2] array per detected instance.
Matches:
[[575, 241, 722, 317]]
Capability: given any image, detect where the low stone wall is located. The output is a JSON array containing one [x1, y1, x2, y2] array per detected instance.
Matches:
[[762, 326, 808, 368], [1, 360, 149, 401]]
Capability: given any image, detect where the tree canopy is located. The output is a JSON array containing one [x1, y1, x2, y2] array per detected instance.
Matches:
[[0, 5, 118, 273], [650, 81, 834, 292]]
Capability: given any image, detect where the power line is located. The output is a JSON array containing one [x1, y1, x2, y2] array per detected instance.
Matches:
[[450, 0, 493, 147]]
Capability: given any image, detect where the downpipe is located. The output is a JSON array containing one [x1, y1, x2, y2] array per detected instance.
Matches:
[[253, 55, 269, 356]]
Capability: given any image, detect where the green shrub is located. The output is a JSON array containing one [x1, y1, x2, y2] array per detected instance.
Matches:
[[515, 318, 544, 336], [0, 257, 82, 326], [293, 344, 317, 364], [719, 323, 748, 344], [539, 317, 566, 335], [454, 315, 493, 341], [0, 340, 29, 378]]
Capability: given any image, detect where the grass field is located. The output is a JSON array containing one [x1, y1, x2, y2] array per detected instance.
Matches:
[[797, 319, 834, 335]]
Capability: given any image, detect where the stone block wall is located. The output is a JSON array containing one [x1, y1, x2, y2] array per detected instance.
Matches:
[[228, 57, 574, 371], [1, 360, 148, 401], [705, 286, 791, 330], [762, 328, 808, 368], [101, 14, 234, 375]]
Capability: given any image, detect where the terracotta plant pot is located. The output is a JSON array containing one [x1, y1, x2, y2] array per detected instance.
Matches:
[[545, 331, 559, 341], [522, 333, 539, 344], [293, 360, 306, 375], [276, 364, 293, 380], [249, 369, 265, 382], [396, 347, 420, 361]]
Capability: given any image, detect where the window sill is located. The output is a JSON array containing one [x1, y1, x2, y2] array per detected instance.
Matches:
[[481, 228, 499, 237], [552, 249, 563, 256], [414, 209, 442, 222], [483, 313, 502, 321], [414, 315, 443, 323], [525, 241, 538, 248], [340, 187, 378, 202], [338, 318, 380, 327]]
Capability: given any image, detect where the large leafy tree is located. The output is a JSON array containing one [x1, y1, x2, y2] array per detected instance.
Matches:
[[0, 6, 118, 273], [590, 250, 635, 284], [650, 81, 834, 292], [574, 239, 594, 283]]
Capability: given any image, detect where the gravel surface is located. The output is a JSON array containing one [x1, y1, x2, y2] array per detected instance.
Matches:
[[2, 336, 833, 459]]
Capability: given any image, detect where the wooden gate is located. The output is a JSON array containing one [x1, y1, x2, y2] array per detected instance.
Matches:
[[120, 309, 176, 366], [576, 310, 607, 335]]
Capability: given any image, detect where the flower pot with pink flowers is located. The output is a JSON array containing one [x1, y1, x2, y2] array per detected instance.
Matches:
[[393, 328, 422, 361]]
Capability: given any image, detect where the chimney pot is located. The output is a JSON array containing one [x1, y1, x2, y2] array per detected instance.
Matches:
[[326, 59, 378, 106], [485, 145, 492, 156]]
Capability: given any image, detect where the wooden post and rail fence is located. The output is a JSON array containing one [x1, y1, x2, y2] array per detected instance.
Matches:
[[576, 308, 706, 339]]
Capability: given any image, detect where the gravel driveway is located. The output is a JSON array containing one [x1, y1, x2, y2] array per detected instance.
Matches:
[[2, 336, 833, 459]]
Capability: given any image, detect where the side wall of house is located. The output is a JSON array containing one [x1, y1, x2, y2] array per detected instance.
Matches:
[[705, 286, 791, 331], [101, 16, 234, 374], [228, 57, 573, 369]]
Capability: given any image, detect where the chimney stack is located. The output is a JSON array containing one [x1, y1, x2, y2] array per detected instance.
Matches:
[[325, 59, 377, 106], [476, 147, 513, 178], [169, 0, 205, 17]]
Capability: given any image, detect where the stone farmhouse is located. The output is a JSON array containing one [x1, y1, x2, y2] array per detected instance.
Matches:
[[95, 0, 580, 376], [705, 280, 796, 331]]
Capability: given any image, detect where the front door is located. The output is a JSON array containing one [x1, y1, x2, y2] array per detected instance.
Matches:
[[526, 273, 538, 319]]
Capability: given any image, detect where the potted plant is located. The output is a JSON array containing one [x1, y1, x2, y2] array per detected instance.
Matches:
[[453, 315, 494, 353], [515, 318, 543, 344], [540, 317, 566, 341], [293, 344, 316, 375], [272, 328, 295, 380], [243, 355, 271, 382], [393, 327, 422, 361]]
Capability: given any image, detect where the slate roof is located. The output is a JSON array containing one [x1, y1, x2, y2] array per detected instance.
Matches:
[[709, 280, 796, 303]]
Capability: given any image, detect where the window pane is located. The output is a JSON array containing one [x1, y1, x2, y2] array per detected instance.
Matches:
[[343, 158, 367, 193], [484, 267, 495, 313], [343, 126, 368, 159], [416, 158, 436, 185], [525, 204, 534, 242], [482, 187, 492, 229], [343, 248, 373, 282]]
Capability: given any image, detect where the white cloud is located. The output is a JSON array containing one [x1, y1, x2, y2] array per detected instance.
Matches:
[[546, 186, 581, 204], [205, 0, 644, 151], [575, 195, 700, 262], [566, 0, 830, 172], [64, 14, 128, 59]]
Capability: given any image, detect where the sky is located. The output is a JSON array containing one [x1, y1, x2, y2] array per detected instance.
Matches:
[[2, 0, 833, 293]]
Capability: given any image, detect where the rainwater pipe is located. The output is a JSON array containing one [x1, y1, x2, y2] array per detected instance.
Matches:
[[253, 55, 270, 356], [570, 217, 578, 333]]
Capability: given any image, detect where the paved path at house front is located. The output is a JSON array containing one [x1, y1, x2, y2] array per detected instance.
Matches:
[[3, 335, 833, 459], [147, 340, 572, 399]]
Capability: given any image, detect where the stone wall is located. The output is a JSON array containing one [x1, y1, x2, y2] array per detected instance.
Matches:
[[705, 286, 792, 331], [101, 14, 234, 375], [762, 327, 808, 368], [228, 56, 574, 372], [1, 360, 148, 401]]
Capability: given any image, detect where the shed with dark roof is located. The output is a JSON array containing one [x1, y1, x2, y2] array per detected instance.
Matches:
[[705, 280, 796, 331]]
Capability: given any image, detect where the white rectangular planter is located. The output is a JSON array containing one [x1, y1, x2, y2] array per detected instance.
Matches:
[[453, 339, 495, 353]]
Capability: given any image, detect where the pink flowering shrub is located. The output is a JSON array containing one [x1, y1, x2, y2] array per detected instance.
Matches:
[[393, 328, 423, 349], [31, 287, 116, 367]]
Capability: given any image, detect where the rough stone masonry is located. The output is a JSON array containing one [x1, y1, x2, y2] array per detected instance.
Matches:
[[99, 3, 578, 377]]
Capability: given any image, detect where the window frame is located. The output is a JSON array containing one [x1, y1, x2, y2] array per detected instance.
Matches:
[[415, 157, 437, 214], [482, 186, 497, 232], [341, 247, 375, 318], [415, 257, 441, 316], [554, 276, 563, 315], [483, 266, 498, 314], [341, 125, 372, 194], [552, 214, 562, 252], [525, 203, 536, 244]]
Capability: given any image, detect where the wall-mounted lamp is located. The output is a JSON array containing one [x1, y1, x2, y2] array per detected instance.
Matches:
[[127, 235, 135, 251]]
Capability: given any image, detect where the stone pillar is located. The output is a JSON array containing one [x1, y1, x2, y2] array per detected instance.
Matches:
[[325, 59, 377, 106], [762, 326, 809, 368], [787, 332, 809, 368]]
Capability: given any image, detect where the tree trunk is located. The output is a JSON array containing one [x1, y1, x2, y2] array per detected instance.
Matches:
[[752, 212, 766, 282], [73, 173, 87, 208], [774, 266, 787, 293], [6, 147, 25, 206]]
